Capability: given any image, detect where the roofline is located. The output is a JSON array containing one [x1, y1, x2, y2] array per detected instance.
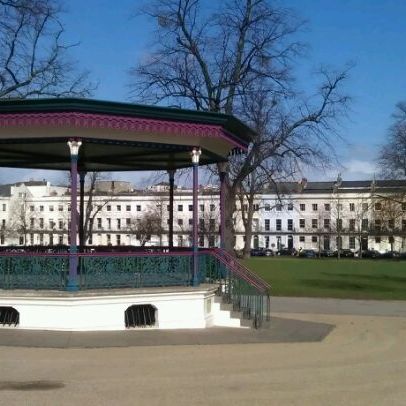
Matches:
[[0, 98, 255, 145]]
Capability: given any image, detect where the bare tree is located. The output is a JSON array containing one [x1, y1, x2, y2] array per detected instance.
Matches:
[[131, 0, 351, 252], [128, 205, 164, 246], [378, 102, 406, 179], [0, 0, 93, 98]]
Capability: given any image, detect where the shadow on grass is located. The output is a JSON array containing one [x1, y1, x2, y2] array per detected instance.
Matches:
[[301, 279, 395, 292], [320, 272, 406, 283]]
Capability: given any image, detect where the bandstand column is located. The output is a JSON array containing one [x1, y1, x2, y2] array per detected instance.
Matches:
[[167, 169, 176, 249], [191, 148, 201, 286], [218, 162, 228, 249], [79, 170, 86, 252], [67, 140, 82, 291]]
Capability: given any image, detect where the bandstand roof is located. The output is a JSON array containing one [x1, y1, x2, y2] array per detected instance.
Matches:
[[0, 98, 253, 172]]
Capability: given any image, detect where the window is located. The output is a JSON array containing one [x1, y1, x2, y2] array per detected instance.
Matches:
[[264, 219, 270, 231], [209, 219, 216, 230], [265, 236, 270, 248], [312, 236, 318, 243], [375, 236, 381, 244], [116, 205, 121, 212], [116, 235, 121, 245], [324, 203, 330, 211], [107, 218, 111, 229], [189, 204, 193, 211], [199, 204, 204, 211], [388, 219, 394, 229], [178, 219, 183, 226], [177, 235, 183, 247], [402, 203, 406, 212], [39, 218, 44, 229], [287, 219, 293, 231], [276, 204, 282, 211], [374, 202, 382, 211], [349, 237, 355, 249], [300, 204, 306, 211], [107, 205, 111, 211], [58, 220, 63, 230], [49, 205, 54, 212], [188, 218, 193, 226], [312, 219, 318, 229], [178, 205, 183, 212], [349, 219, 355, 231], [264, 203, 271, 211], [30, 205, 35, 212], [167, 205, 170, 211], [324, 219, 330, 229], [39, 234, 43, 245], [299, 219, 305, 228], [374, 219, 381, 231], [19, 235, 24, 245], [58, 235, 63, 245], [276, 219, 281, 231], [97, 218, 102, 229], [199, 218, 205, 229], [312, 204, 318, 211], [58, 205, 63, 212], [125, 218, 130, 227], [362, 203, 368, 211], [210, 204, 216, 212], [199, 235, 205, 247], [30, 218, 34, 228], [362, 218, 368, 231], [117, 219, 121, 230], [106, 234, 111, 245], [402, 219, 406, 231], [49, 234, 54, 246], [287, 203, 293, 211], [126, 205, 131, 211], [349, 203, 355, 212], [49, 219, 54, 229], [39, 205, 44, 212], [299, 236, 305, 243], [30, 234, 34, 245], [336, 219, 342, 231], [136, 205, 141, 211], [243, 204, 248, 212], [2, 204, 6, 211]]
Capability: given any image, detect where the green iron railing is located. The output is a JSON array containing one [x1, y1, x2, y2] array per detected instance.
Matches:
[[200, 249, 271, 328]]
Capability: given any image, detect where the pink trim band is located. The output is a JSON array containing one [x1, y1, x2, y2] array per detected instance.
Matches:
[[0, 112, 247, 150]]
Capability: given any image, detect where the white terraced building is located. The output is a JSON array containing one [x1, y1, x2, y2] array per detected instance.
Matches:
[[0, 178, 405, 253]]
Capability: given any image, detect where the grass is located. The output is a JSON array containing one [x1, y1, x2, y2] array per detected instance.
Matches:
[[242, 257, 406, 300]]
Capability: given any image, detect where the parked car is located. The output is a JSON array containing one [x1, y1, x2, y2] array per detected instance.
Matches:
[[377, 251, 400, 259], [299, 249, 317, 258], [334, 249, 355, 258], [355, 249, 381, 258], [250, 248, 274, 257], [277, 248, 296, 256], [320, 249, 335, 257]]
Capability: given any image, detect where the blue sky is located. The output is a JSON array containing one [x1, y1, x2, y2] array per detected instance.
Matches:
[[2, 0, 406, 185]]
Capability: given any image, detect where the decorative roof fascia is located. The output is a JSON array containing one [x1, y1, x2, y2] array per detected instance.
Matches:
[[0, 111, 248, 151]]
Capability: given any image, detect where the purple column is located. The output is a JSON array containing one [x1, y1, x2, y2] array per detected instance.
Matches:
[[67, 140, 81, 291], [167, 169, 176, 249], [218, 162, 228, 249], [191, 148, 201, 286], [79, 170, 86, 252]]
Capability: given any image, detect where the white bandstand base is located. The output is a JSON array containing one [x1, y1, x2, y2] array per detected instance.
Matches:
[[0, 285, 245, 331]]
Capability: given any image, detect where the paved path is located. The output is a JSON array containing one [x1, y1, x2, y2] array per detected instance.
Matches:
[[0, 312, 405, 405], [0, 317, 334, 348], [271, 296, 406, 317]]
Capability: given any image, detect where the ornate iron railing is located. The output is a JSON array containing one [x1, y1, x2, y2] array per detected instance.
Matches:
[[78, 252, 192, 289], [0, 253, 68, 290], [200, 248, 271, 328]]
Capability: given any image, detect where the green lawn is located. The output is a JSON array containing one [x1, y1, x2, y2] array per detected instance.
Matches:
[[242, 257, 406, 300]]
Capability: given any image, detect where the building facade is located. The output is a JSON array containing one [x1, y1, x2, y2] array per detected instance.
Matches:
[[0, 179, 405, 253]]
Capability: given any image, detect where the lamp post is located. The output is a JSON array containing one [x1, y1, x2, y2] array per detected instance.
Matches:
[[67, 139, 81, 291], [191, 147, 201, 286], [218, 162, 228, 249]]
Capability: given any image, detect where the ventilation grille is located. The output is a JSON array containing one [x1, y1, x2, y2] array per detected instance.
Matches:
[[125, 305, 156, 328], [0, 307, 19, 326]]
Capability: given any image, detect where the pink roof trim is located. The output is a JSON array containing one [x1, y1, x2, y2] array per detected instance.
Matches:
[[0, 112, 247, 150]]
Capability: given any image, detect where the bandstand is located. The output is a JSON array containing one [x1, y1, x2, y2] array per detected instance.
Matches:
[[0, 98, 270, 331]]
